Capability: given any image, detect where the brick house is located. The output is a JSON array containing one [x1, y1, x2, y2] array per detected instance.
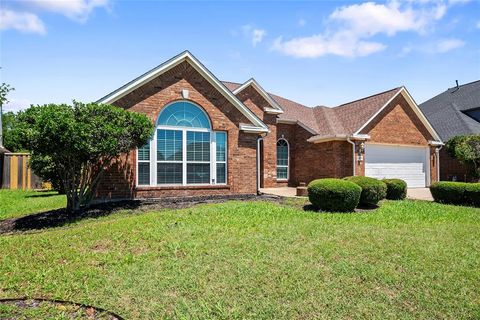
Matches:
[[95, 51, 443, 200], [419, 80, 480, 182]]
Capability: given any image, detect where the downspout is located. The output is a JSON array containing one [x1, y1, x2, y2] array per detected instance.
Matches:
[[257, 135, 264, 194], [347, 136, 356, 176], [436, 145, 443, 183]]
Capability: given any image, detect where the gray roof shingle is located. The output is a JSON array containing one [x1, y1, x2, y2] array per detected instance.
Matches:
[[419, 80, 480, 141]]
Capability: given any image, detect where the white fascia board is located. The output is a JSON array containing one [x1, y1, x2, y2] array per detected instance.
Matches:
[[233, 78, 284, 113], [429, 140, 444, 146], [351, 134, 370, 140], [97, 51, 269, 132], [353, 87, 442, 143], [239, 124, 269, 133], [264, 107, 283, 114]]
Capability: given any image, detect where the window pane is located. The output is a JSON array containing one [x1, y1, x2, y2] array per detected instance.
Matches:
[[157, 101, 211, 129], [157, 163, 182, 184], [138, 162, 150, 185], [187, 163, 210, 184], [216, 132, 226, 162], [277, 167, 288, 180], [187, 131, 210, 162], [157, 129, 182, 161], [138, 141, 150, 161], [277, 140, 288, 166], [216, 163, 226, 184]]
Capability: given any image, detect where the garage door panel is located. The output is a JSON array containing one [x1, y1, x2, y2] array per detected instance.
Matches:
[[365, 145, 427, 188]]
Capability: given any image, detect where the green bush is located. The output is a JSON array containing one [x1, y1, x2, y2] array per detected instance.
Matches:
[[307, 178, 361, 212], [465, 184, 480, 207], [382, 179, 407, 200], [344, 176, 387, 206], [430, 182, 467, 205]]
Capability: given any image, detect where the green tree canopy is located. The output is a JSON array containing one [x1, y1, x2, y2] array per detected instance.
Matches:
[[446, 134, 480, 180], [15, 101, 154, 213]]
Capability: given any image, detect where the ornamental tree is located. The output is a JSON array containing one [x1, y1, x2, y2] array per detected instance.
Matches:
[[15, 102, 153, 213], [446, 134, 480, 180]]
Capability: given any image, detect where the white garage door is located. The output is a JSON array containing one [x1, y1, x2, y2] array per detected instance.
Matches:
[[365, 144, 428, 188]]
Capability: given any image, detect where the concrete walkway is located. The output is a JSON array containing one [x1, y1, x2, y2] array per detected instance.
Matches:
[[260, 187, 433, 201]]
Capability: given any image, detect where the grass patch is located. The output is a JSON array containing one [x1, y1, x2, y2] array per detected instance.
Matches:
[[0, 197, 479, 319], [0, 189, 66, 221]]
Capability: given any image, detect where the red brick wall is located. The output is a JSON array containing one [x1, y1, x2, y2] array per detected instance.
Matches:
[[236, 86, 278, 187], [439, 148, 472, 182], [360, 94, 438, 184], [276, 124, 353, 186], [96, 61, 259, 200]]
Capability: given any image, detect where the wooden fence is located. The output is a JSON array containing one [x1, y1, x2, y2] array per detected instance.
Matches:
[[1, 153, 43, 190]]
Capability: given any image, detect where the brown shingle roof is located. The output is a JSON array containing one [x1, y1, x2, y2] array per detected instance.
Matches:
[[222, 81, 402, 136]]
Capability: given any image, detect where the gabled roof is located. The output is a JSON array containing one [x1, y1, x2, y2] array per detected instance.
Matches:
[[97, 51, 268, 133], [231, 78, 283, 114], [419, 80, 480, 141]]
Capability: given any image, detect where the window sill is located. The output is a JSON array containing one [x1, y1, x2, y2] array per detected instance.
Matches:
[[136, 185, 231, 191], [277, 179, 289, 182]]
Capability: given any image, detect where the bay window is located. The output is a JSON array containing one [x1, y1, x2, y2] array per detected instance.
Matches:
[[137, 101, 227, 186]]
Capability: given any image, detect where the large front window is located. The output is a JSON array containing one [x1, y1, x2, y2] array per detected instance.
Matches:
[[137, 101, 227, 186]]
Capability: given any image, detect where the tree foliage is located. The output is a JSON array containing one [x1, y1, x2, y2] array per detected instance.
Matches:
[[15, 102, 154, 213], [2, 111, 25, 152], [446, 134, 480, 179]]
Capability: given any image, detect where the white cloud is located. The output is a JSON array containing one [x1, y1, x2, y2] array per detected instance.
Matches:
[[273, 31, 386, 58], [27, 0, 109, 22], [273, 0, 456, 58], [242, 25, 267, 47], [432, 38, 465, 53], [0, 8, 46, 34]]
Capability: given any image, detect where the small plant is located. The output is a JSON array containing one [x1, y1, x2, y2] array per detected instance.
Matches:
[[344, 176, 387, 206], [307, 178, 361, 212], [382, 179, 407, 200]]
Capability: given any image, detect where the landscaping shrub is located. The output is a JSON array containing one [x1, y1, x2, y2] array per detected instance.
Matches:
[[307, 178, 361, 212], [344, 176, 387, 206], [429, 182, 467, 205], [382, 179, 407, 200], [465, 184, 480, 207]]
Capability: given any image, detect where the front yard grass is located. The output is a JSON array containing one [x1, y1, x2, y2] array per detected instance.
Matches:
[[0, 191, 479, 319], [0, 189, 66, 221]]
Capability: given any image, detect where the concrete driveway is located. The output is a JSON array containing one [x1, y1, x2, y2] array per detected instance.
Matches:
[[407, 188, 433, 201], [261, 187, 434, 201]]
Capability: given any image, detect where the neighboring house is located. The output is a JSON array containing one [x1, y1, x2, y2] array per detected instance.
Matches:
[[419, 80, 480, 181], [95, 51, 442, 200]]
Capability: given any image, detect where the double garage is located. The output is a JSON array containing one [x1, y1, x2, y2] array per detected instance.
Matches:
[[365, 144, 430, 188]]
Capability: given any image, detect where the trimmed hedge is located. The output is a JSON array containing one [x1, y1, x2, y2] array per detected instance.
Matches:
[[430, 181, 480, 207], [307, 178, 361, 212], [344, 176, 387, 206], [382, 179, 407, 200]]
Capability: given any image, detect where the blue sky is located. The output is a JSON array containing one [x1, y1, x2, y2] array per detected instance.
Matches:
[[1, 0, 479, 112]]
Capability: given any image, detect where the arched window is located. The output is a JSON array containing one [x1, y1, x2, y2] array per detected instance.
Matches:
[[137, 101, 227, 186], [277, 139, 289, 180]]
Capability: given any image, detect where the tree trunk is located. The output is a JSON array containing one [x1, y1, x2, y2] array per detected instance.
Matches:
[[66, 194, 81, 214]]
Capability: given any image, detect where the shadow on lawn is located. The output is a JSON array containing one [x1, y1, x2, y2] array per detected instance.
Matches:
[[0, 200, 142, 234]]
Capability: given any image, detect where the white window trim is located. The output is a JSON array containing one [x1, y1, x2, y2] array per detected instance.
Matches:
[[136, 101, 228, 187], [276, 138, 289, 181]]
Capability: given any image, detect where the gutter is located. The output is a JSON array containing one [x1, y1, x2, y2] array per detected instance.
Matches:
[[346, 137, 356, 176]]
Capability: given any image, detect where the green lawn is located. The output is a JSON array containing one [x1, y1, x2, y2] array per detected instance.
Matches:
[[0, 191, 479, 319], [0, 189, 66, 220]]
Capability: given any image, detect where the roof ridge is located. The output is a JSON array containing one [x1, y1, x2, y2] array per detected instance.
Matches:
[[334, 87, 402, 109]]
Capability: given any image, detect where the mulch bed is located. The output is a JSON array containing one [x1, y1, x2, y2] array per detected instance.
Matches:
[[0, 194, 281, 235], [0, 298, 124, 319]]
